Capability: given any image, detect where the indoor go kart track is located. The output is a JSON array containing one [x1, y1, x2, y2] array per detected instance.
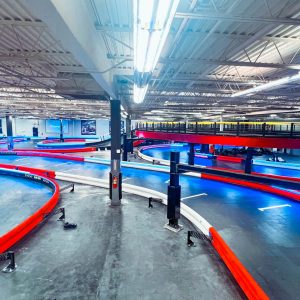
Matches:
[[0, 151, 300, 299]]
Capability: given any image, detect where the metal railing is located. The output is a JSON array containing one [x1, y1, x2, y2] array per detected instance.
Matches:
[[135, 121, 300, 138]]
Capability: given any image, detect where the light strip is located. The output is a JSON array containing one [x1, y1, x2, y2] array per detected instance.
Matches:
[[231, 72, 300, 97], [134, 84, 149, 104], [133, 0, 180, 103]]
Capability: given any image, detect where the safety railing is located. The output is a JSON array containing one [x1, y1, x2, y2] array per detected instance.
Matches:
[[135, 121, 300, 138]]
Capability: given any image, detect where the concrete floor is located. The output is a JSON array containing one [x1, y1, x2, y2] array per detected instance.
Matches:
[[0, 183, 244, 300]]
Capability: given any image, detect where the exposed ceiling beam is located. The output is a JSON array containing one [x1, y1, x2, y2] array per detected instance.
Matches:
[[22, 0, 116, 98], [160, 58, 300, 70], [0, 18, 46, 27], [95, 24, 300, 43], [110, 55, 300, 70], [175, 12, 300, 26]]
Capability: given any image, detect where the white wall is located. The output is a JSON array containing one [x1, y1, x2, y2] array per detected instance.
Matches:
[[73, 119, 110, 138], [1, 118, 111, 138]]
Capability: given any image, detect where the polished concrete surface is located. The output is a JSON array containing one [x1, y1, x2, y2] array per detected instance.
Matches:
[[0, 184, 244, 300]]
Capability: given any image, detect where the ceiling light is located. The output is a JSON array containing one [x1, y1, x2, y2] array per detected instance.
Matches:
[[134, 84, 149, 104], [133, 0, 179, 103], [231, 72, 300, 97]]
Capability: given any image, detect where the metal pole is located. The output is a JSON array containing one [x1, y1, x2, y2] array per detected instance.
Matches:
[[59, 119, 64, 142], [122, 133, 128, 161], [110, 99, 122, 206], [6, 115, 14, 150], [245, 147, 254, 174], [126, 116, 131, 138], [188, 143, 195, 165], [166, 151, 182, 232], [290, 123, 294, 137]]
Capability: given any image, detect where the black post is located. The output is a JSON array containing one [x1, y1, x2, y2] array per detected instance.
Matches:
[[59, 119, 64, 142], [166, 151, 181, 230], [200, 144, 209, 154], [6, 115, 13, 150], [188, 143, 195, 165], [245, 147, 254, 174], [110, 99, 122, 206], [237, 122, 240, 136], [262, 123, 266, 137], [122, 134, 128, 161], [290, 123, 294, 137], [126, 116, 131, 138]]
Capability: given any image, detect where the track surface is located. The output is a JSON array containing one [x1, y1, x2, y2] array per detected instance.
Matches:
[[1, 154, 300, 298], [0, 186, 244, 300], [141, 144, 300, 178], [0, 174, 53, 236]]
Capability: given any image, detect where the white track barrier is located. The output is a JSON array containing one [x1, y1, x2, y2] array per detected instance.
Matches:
[[55, 172, 212, 236]]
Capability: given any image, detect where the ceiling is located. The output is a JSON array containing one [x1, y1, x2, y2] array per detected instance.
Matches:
[[1, 0, 300, 121]]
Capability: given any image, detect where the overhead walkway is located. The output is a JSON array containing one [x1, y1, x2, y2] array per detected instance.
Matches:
[[135, 121, 300, 149]]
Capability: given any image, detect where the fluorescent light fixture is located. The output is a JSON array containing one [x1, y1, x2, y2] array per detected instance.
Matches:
[[134, 84, 149, 104], [231, 72, 300, 97], [133, 0, 179, 103]]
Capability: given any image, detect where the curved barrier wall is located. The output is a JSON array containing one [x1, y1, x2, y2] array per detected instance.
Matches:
[[0, 153, 275, 298], [0, 166, 60, 253]]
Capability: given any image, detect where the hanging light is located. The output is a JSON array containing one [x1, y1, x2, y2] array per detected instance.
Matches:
[[133, 0, 180, 103], [231, 72, 300, 97]]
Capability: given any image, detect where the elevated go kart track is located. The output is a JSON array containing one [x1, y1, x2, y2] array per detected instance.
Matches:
[[136, 121, 300, 149]]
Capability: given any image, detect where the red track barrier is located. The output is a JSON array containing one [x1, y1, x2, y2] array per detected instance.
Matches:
[[216, 155, 244, 163], [201, 173, 300, 202], [133, 140, 145, 147], [209, 227, 269, 300], [212, 166, 300, 183], [0, 163, 56, 178], [10, 147, 96, 153], [0, 165, 59, 253], [5, 151, 85, 162], [42, 138, 86, 144], [136, 130, 300, 149]]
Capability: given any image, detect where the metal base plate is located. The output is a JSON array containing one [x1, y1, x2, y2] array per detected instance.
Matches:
[[2, 264, 17, 273], [164, 223, 183, 233]]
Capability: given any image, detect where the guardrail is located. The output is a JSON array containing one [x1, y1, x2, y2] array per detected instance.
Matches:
[[135, 121, 300, 138]]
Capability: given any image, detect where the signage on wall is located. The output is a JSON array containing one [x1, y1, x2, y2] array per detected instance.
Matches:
[[81, 120, 96, 135]]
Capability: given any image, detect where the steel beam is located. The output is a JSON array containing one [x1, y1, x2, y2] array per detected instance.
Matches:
[[175, 12, 300, 26]]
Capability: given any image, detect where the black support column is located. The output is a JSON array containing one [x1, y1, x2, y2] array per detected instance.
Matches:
[[59, 119, 64, 142], [122, 116, 131, 161], [166, 151, 182, 232], [109, 99, 122, 206], [200, 144, 209, 154], [244, 147, 254, 174], [6, 115, 13, 150], [126, 116, 131, 138], [188, 143, 195, 165]]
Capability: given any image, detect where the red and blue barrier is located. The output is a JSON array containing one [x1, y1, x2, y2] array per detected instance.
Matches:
[[0, 165, 59, 253], [136, 130, 300, 149]]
